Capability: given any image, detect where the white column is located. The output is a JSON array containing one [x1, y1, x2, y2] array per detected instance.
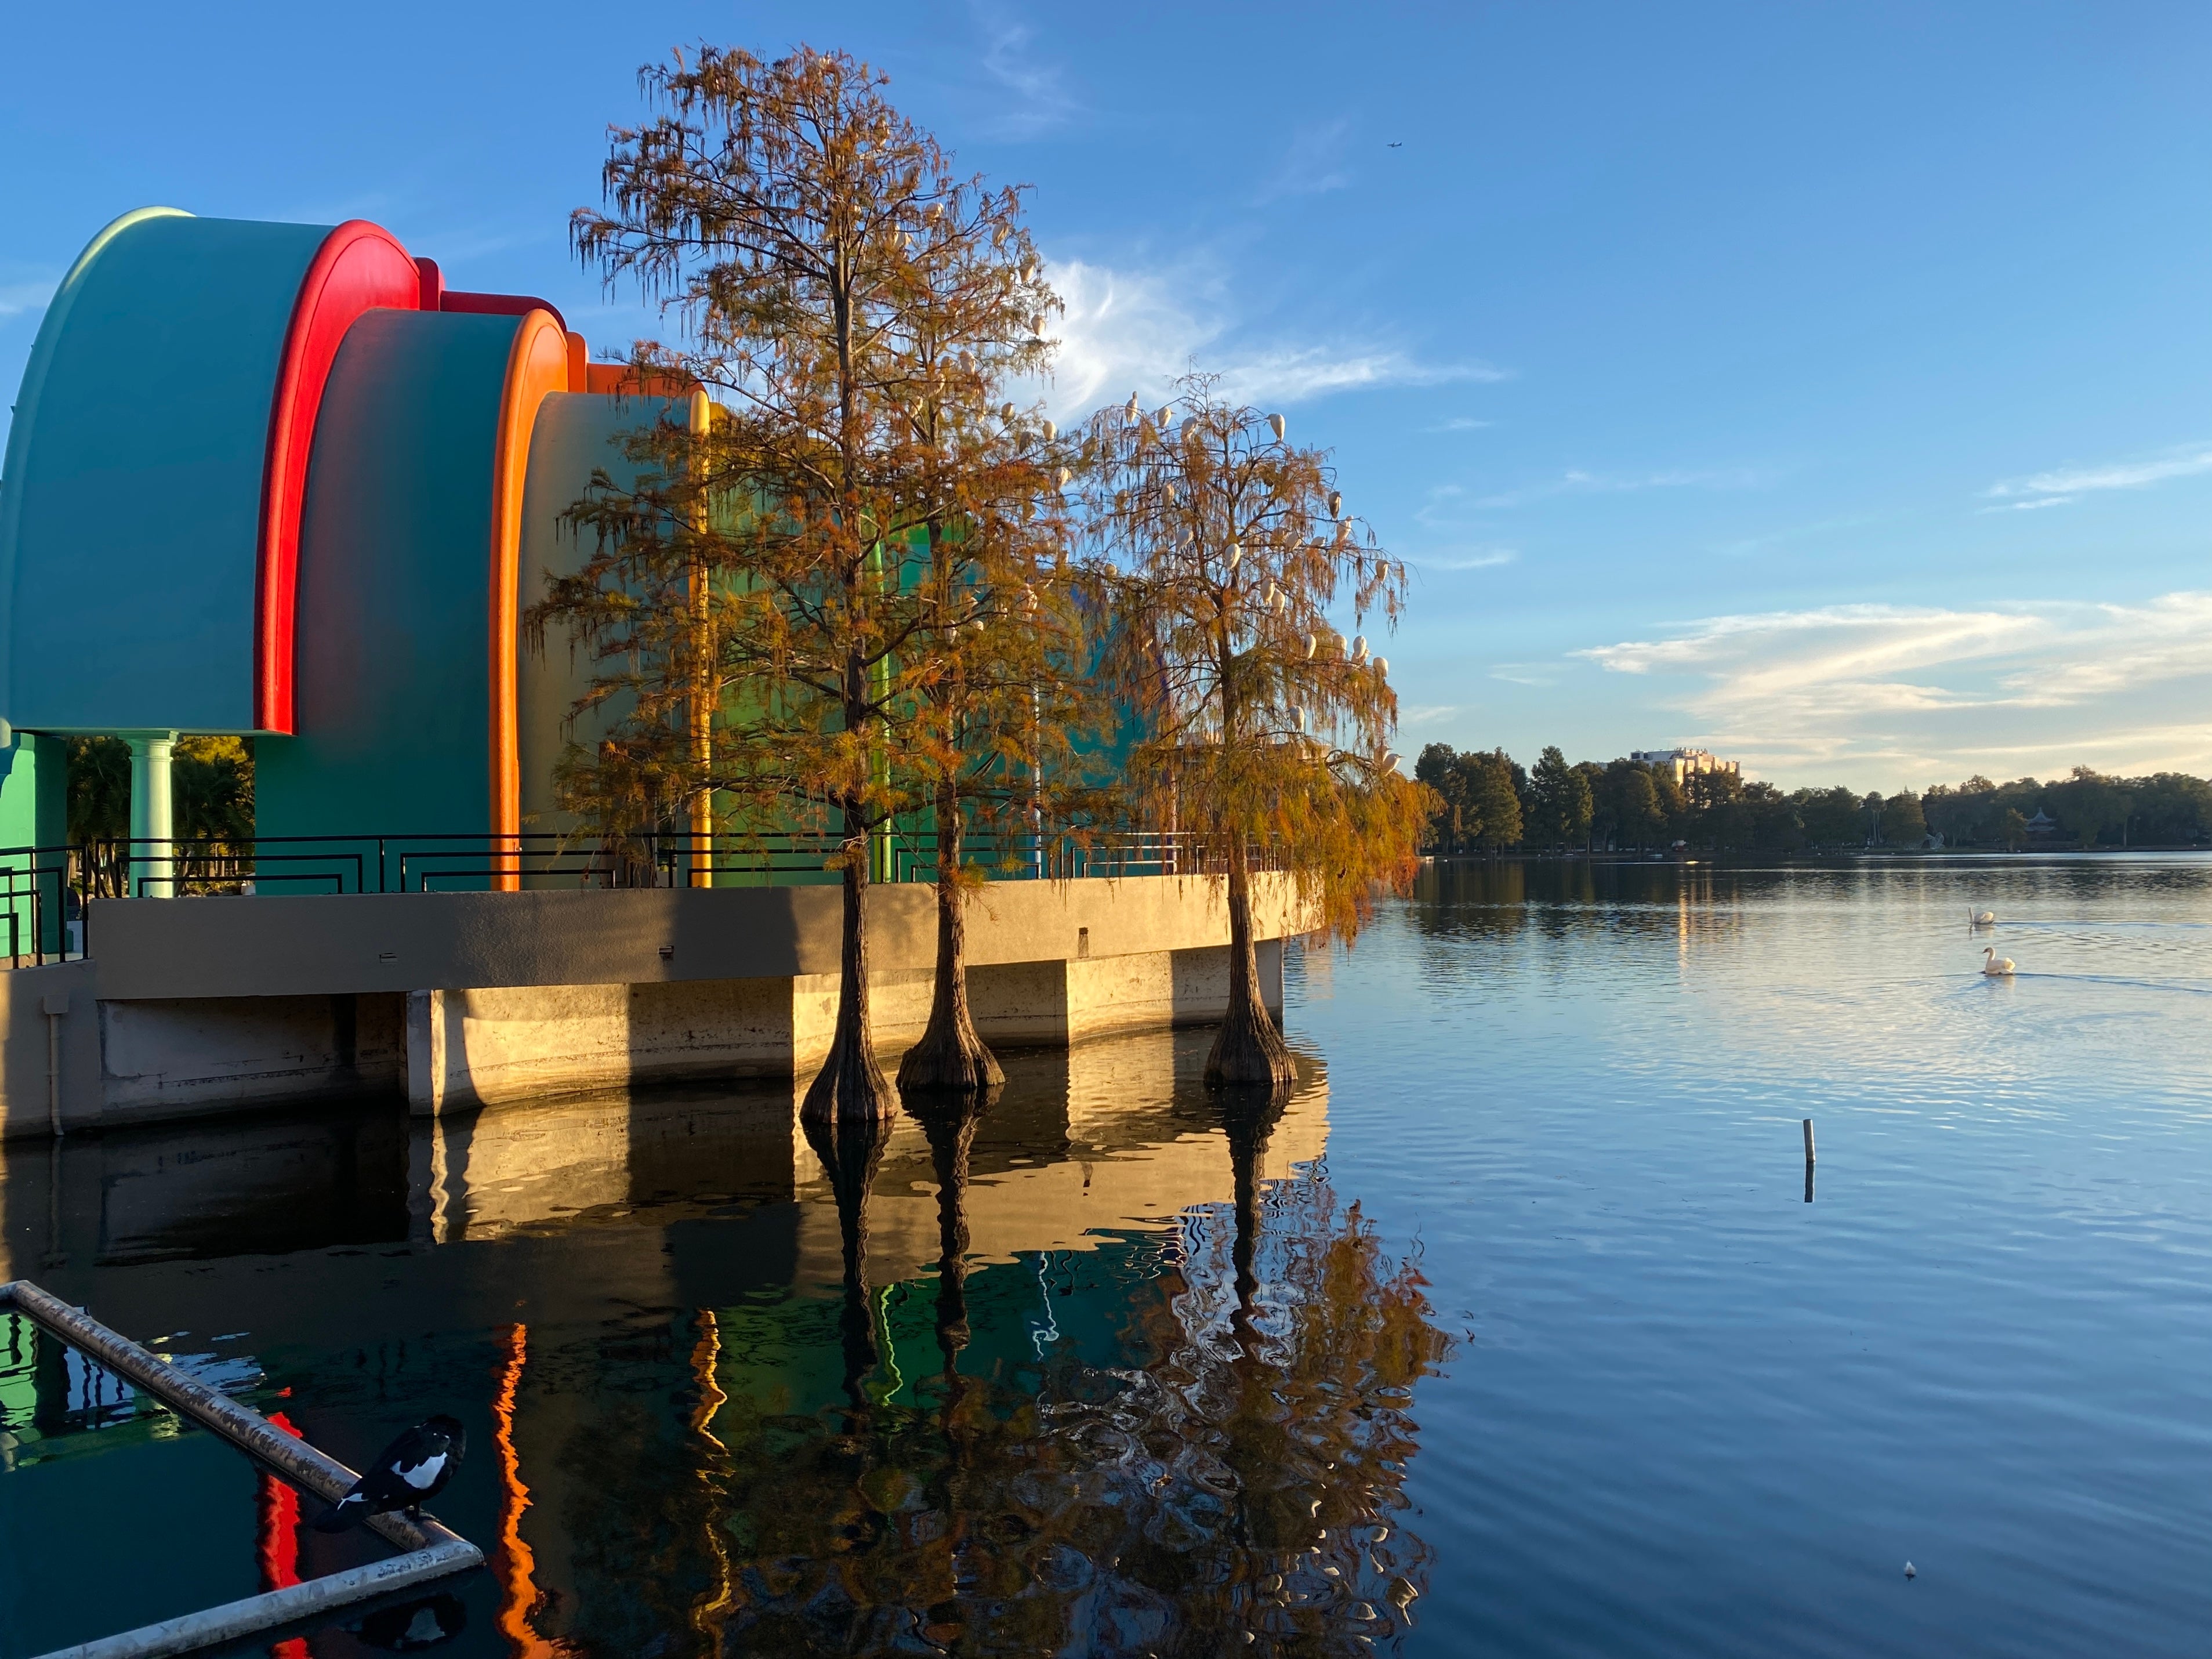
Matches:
[[125, 731, 177, 898]]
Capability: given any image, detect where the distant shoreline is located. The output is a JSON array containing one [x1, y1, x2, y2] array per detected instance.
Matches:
[[1419, 846, 2212, 863]]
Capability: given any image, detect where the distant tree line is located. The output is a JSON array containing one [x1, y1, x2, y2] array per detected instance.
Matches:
[[1415, 743, 2212, 854]]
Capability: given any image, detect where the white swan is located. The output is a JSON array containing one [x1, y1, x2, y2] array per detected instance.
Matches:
[[1968, 907, 1996, 926], [1982, 947, 2015, 976]]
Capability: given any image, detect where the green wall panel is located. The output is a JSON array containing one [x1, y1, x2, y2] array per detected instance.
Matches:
[[0, 734, 67, 951]]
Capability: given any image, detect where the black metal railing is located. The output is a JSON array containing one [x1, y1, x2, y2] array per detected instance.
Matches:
[[0, 826, 1267, 967], [0, 843, 78, 966]]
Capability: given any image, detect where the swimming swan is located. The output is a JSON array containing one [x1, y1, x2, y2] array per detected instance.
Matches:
[[1982, 947, 2015, 976], [1969, 908, 1996, 926]]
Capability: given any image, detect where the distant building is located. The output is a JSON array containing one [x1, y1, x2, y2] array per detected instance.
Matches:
[[1630, 747, 1742, 787], [2026, 808, 2059, 838]]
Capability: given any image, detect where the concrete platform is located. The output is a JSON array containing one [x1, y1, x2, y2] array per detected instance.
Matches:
[[0, 875, 1309, 1135]]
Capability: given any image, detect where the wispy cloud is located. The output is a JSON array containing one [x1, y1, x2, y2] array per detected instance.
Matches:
[[1431, 416, 1494, 433], [1413, 547, 1517, 571], [1032, 255, 1505, 421], [1257, 119, 1354, 202], [1473, 466, 1767, 510], [1490, 662, 1558, 687], [1985, 440, 2212, 510], [1709, 512, 1879, 559], [1981, 495, 2075, 513], [0, 278, 57, 321], [970, 5, 1080, 137], [1573, 592, 2212, 785], [405, 222, 545, 271]]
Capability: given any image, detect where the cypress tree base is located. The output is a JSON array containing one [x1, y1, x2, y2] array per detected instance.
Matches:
[[804, 851, 896, 1124], [898, 824, 1005, 1094], [1204, 995, 1297, 1088], [802, 1031, 895, 1123], [1208, 847, 1296, 1089], [897, 1019, 1005, 1093]]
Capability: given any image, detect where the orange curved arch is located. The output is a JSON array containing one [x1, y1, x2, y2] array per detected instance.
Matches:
[[489, 310, 572, 888]]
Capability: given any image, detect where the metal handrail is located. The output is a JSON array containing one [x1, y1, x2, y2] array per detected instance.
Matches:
[[0, 827, 1280, 969], [3, 1279, 481, 1659]]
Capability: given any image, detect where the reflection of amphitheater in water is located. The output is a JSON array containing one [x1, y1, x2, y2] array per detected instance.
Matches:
[[0, 1028, 1452, 1656]]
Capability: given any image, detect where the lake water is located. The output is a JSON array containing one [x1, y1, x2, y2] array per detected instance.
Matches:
[[3, 856, 2210, 1657]]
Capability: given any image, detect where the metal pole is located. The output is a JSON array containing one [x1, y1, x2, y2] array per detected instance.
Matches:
[[0, 1281, 464, 1555], [29, 1544, 480, 1659], [1, 1280, 483, 1659]]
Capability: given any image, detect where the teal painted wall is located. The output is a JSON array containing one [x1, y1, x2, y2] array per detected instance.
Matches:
[[253, 309, 523, 889], [0, 213, 331, 734]]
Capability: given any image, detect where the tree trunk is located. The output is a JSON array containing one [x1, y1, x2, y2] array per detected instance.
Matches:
[[1204, 839, 1296, 1088], [802, 796, 894, 1122], [898, 783, 1005, 1092]]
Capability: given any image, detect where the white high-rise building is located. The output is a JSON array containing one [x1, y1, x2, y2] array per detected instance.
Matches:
[[1630, 747, 1741, 786]]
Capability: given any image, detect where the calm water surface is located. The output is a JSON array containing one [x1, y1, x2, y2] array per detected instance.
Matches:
[[3, 856, 2210, 1656]]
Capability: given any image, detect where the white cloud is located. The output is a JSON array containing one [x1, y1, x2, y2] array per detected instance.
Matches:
[[1573, 592, 2212, 785], [1415, 548, 1517, 571], [1710, 513, 1879, 559], [970, 6, 1080, 137], [1985, 440, 2212, 509], [1257, 120, 1354, 202], [1431, 416, 1494, 432], [0, 278, 57, 321], [1473, 466, 1767, 510], [1981, 494, 2075, 513], [1032, 255, 1505, 422]]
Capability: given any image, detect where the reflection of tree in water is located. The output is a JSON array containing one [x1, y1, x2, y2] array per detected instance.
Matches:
[[697, 1085, 1454, 1657], [803, 1113, 897, 1417]]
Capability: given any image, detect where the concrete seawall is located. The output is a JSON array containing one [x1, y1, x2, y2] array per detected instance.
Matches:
[[0, 875, 1310, 1136]]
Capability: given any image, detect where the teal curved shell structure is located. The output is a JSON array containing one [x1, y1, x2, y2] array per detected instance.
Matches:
[[253, 310, 527, 867], [0, 211, 334, 733], [0, 203, 665, 875]]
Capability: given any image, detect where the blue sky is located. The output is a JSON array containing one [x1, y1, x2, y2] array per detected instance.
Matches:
[[5, 2, 2209, 791]]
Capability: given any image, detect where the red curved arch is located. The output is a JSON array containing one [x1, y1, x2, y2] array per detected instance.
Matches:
[[255, 220, 421, 733]]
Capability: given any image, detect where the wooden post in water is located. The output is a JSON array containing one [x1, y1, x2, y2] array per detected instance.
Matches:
[[1802, 1119, 1815, 1162]]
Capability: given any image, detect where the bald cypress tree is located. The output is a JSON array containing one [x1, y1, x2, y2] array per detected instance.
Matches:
[[546, 45, 1060, 1121], [1080, 376, 1427, 1087]]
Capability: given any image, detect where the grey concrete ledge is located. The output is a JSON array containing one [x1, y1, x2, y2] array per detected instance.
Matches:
[[3, 876, 1314, 1136], [81, 874, 1307, 1001]]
